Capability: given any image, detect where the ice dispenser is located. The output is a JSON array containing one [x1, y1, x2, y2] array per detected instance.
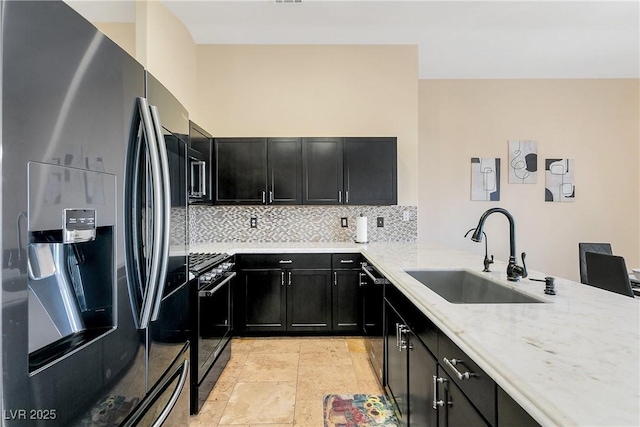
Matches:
[[27, 163, 117, 373]]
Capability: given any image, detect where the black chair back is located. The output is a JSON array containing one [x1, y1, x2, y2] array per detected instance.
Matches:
[[585, 252, 634, 298], [578, 242, 612, 284]]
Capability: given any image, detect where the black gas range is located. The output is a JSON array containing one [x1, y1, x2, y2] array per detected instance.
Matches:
[[188, 252, 235, 414], [189, 252, 233, 277]]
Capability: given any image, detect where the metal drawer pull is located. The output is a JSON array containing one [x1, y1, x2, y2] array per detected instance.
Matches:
[[340, 259, 354, 264], [279, 259, 293, 264], [432, 375, 447, 409], [443, 357, 472, 380]]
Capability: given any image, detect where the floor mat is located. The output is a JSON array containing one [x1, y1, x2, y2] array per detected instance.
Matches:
[[323, 394, 399, 427]]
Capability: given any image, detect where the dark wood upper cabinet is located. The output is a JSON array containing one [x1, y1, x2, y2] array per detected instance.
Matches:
[[268, 138, 302, 205], [215, 136, 397, 206], [214, 138, 267, 204], [302, 137, 344, 205], [344, 137, 397, 205]]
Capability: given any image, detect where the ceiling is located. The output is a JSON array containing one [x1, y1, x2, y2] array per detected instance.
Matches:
[[66, 0, 640, 79]]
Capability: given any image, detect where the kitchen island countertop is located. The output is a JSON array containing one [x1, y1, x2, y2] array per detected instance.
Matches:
[[190, 241, 640, 426]]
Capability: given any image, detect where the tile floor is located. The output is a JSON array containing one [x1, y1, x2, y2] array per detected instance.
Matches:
[[189, 336, 384, 427]]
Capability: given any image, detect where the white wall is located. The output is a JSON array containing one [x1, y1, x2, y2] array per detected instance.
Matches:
[[419, 79, 640, 282]]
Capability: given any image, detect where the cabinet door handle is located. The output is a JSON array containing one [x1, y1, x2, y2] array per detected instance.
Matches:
[[432, 375, 447, 409], [338, 190, 342, 203], [269, 190, 273, 204], [279, 260, 293, 264], [443, 357, 472, 380], [346, 190, 349, 204], [262, 190, 266, 204], [281, 271, 285, 287], [334, 271, 338, 286], [398, 325, 412, 351], [288, 271, 292, 286]]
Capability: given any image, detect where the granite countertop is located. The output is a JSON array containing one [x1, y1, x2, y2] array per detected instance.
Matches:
[[189, 241, 640, 427]]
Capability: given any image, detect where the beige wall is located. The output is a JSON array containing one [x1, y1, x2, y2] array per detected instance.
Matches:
[[135, 0, 197, 115], [419, 79, 640, 282], [94, 22, 136, 59], [195, 45, 419, 206]]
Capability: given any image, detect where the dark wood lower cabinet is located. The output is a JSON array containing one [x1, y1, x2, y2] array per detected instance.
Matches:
[[237, 254, 332, 334], [437, 370, 489, 427], [240, 268, 331, 333], [386, 299, 438, 427], [332, 269, 361, 332], [241, 269, 285, 332], [385, 283, 497, 427], [409, 333, 437, 427], [497, 387, 541, 427], [287, 269, 331, 332]]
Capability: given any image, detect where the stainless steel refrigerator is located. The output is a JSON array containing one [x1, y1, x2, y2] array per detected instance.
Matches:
[[1, 1, 189, 425]]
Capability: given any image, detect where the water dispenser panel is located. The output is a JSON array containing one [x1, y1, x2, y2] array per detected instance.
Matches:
[[63, 208, 96, 243]]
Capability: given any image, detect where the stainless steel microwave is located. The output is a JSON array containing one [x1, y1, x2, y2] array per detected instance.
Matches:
[[188, 121, 212, 203]]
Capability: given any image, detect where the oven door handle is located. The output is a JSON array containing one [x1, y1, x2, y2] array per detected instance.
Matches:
[[199, 272, 236, 297]]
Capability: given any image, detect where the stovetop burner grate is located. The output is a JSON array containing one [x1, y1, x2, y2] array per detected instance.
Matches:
[[189, 252, 229, 275]]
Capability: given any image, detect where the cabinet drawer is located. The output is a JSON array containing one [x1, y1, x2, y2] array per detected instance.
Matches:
[[237, 253, 331, 270], [331, 253, 362, 269], [438, 333, 496, 426]]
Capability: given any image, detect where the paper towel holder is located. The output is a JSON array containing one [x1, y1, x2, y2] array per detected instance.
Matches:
[[355, 214, 369, 244]]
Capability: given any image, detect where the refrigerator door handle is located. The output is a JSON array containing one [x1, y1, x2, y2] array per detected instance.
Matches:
[[124, 97, 164, 330], [149, 105, 171, 322], [124, 98, 145, 329], [151, 360, 189, 427]]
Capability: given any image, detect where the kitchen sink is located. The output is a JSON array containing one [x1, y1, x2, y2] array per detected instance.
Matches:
[[404, 269, 545, 304]]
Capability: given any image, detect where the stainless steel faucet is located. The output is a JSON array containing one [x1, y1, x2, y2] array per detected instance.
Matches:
[[469, 207, 527, 281]]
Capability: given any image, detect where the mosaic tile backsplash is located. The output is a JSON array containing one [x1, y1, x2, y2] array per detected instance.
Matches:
[[189, 205, 417, 243]]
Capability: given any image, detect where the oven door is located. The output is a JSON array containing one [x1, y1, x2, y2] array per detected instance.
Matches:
[[196, 272, 235, 384]]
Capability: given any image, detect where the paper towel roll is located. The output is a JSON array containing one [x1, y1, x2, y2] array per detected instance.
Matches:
[[356, 216, 368, 243]]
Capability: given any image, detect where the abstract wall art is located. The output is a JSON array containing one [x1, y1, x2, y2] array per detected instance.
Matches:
[[545, 158, 575, 202], [508, 140, 537, 184], [471, 157, 500, 201]]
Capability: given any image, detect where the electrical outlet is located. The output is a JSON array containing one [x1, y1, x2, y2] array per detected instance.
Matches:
[[403, 210, 411, 221], [377, 217, 384, 227], [341, 217, 348, 228], [250, 217, 257, 228]]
